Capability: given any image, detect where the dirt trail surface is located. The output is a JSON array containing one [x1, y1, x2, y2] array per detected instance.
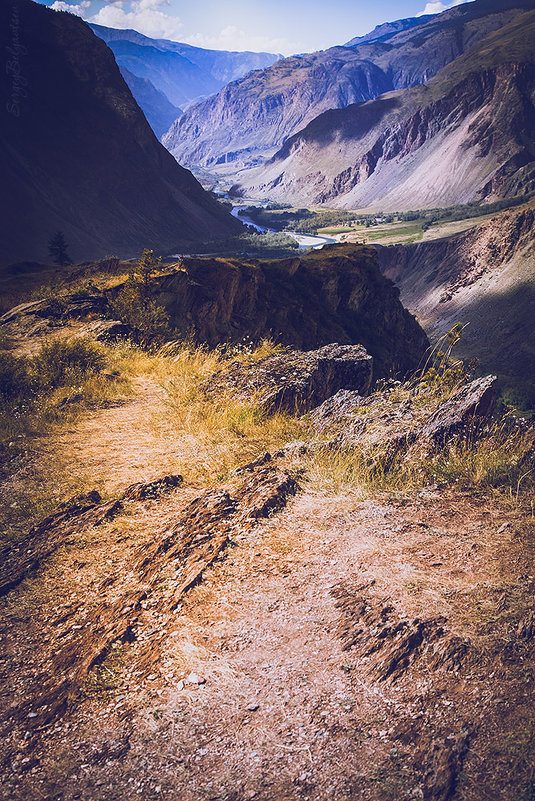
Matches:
[[0, 381, 534, 801], [37, 377, 185, 496]]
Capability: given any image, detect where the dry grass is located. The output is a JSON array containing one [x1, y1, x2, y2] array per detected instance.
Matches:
[[153, 339, 304, 483], [0, 337, 303, 542], [307, 411, 535, 501]]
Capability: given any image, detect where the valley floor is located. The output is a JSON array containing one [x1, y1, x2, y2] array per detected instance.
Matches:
[[1, 363, 533, 801]]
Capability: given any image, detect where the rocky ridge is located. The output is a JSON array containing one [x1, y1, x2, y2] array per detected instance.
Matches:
[[164, 0, 533, 173], [118, 66, 182, 139], [237, 12, 535, 208]]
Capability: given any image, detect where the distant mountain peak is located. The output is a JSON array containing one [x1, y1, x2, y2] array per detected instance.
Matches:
[[344, 15, 436, 48], [89, 23, 280, 134]]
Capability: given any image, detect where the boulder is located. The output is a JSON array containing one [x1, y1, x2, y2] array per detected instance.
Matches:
[[82, 319, 134, 342], [203, 344, 373, 414], [309, 374, 499, 453], [123, 474, 183, 501], [308, 389, 365, 426], [421, 375, 498, 442]]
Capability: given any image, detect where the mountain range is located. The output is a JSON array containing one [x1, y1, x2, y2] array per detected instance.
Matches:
[[236, 9, 535, 209], [164, 0, 534, 176], [0, 0, 239, 265], [90, 24, 279, 136]]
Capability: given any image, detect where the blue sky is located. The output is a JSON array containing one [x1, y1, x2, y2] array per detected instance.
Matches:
[[37, 0, 471, 54]]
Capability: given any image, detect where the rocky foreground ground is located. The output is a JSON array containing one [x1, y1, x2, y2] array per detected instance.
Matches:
[[0, 338, 534, 801]]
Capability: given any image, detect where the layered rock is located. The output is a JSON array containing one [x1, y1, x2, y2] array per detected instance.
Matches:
[[308, 374, 500, 452], [5, 463, 297, 728]]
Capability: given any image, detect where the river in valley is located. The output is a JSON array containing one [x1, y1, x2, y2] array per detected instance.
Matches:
[[230, 204, 337, 250]]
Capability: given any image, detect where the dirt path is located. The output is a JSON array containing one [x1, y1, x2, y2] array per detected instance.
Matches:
[[36, 376, 183, 497], [1, 372, 533, 801], [3, 472, 532, 801], [0, 374, 201, 542]]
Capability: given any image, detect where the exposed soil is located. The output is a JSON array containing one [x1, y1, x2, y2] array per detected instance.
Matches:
[[1, 377, 533, 801]]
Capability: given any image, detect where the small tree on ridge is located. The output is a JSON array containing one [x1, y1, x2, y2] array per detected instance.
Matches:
[[48, 231, 72, 266]]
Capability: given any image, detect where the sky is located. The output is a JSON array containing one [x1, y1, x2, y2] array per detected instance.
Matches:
[[37, 0, 473, 54]]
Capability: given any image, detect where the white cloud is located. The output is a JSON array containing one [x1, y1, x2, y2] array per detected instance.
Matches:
[[417, 0, 474, 16], [183, 25, 302, 56], [50, 0, 91, 16], [89, 0, 184, 40]]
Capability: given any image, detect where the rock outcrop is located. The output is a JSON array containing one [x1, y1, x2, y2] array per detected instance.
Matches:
[[333, 583, 470, 681], [0, 0, 239, 265], [203, 344, 373, 414], [309, 374, 500, 453], [5, 463, 297, 728], [421, 375, 498, 442], [0, 245, 429, 379], [0, 475, 184, 598], [152, 245, 429, 378]]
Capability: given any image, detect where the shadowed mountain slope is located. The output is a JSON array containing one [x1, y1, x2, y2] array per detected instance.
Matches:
[[376, 204, 535, 404], [0, 0, 240, 265], [163, 0, 534, 171], [237, 11, 535, 209], [119, 66, 182, 138]]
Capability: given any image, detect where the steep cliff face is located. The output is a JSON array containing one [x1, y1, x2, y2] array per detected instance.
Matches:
[[376, 206, 535, 402], [238, 11, 535, 209], [149, 244, 429, 378], [163, 0, 532, 172], [0, 1, 240, 265]]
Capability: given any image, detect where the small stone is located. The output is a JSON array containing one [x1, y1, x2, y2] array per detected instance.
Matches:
[[27, 713, 38, 718], [246, 702, 259, 712], [186, 673, 205, 685]]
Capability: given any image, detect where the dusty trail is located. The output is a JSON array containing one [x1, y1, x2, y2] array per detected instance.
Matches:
[[0, 377, 533, 801], [36, 376, 184, 497]]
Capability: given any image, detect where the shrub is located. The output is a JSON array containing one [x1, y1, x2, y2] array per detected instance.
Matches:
[[110, 249, 170, 341], [0, 351, 34, 401], [415, 323, 467, 396], [32, 338, 106, 388]]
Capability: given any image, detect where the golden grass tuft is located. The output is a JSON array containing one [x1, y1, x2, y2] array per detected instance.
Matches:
[[154, 339, 304, 483], [307, 415, 535, 500]]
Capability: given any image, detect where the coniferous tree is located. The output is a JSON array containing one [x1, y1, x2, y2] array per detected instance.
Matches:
[[48, 231, 72, 266]]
